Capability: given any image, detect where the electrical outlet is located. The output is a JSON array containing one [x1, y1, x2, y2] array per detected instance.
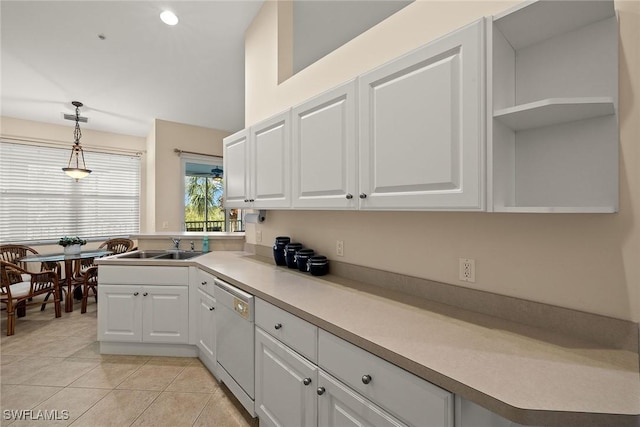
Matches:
[[256, 230, 262, 243], [162, 221, 169, 229], [459, 258, 475, 283], [336, 240, 344, 257]]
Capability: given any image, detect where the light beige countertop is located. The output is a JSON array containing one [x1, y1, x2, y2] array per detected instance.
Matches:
[[99, 250, 640, 427]]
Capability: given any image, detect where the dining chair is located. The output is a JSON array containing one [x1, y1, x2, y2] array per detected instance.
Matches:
[[0, 244, 61, 277], [80, 266, 98, 314], [0, 260, 61, 336], [73, 238, 135, 283]]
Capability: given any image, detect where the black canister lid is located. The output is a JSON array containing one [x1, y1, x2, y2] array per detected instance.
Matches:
[[285, 242, 303, 252], [296, 248, 314, 256], [307, 255, 328, 265], [275, 236, 291, 243]]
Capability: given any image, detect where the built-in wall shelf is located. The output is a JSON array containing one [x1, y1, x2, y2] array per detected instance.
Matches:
[[493, 0, 616, 50], [493, 97, 615, 131], [489, 0, 618, 213]]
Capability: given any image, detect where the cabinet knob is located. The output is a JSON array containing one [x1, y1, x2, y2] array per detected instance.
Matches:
[[274, 323, 282, 330], [209, 306, 215, 311], [316, 386, 325, 396], [201, 281, 207, 286], [359, 193, 367, 199], [133, 292, 139, 296], [303, 378, 312, 386], [361, 374, 372, 384], [345, 193, 353, 200], [244, 199, 249, 203], [143, 292, 148, 297], [249, 199, 255, 202]]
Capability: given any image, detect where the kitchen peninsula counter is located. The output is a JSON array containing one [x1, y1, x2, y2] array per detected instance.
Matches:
[[99, 250, 640, 427]]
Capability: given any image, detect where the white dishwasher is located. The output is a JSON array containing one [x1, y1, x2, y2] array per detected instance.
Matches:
[[214, 278, 256, 416]]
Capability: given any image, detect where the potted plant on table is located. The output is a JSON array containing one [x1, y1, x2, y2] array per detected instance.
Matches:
[[58, 236, 87, 255]]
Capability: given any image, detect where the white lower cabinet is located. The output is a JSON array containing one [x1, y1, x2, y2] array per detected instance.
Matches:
[[255, 299, 453, 427], [98, 266, 190, 345], [319, 330, 454, 427], [98, 284, 189, 344], [255, 328, 318, 427], [196, 289, 216, 372], [317, 370, 406, 427]]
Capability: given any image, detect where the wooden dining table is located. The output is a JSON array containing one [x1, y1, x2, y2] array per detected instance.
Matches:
[[18, 249, 112, 312]]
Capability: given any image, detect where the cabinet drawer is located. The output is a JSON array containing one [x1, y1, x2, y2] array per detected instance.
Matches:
[[318, 330, 453, 427], [197, 269, 216, 297], [99, 265, 188, 285], [256, 298, 318, 363]]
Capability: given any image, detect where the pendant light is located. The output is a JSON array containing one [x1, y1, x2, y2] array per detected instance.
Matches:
[[62, 101, 91, 181], [211, 166, 223, 181]]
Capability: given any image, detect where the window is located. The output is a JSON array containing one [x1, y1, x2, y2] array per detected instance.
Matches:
[[182, 157, 242, 232], [0, 141, 140, 244]]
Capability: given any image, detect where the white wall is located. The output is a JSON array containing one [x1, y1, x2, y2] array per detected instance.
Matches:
[[244, 0, 640, 322]]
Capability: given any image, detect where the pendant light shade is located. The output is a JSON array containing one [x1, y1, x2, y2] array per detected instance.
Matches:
[[211, 166, 223, 181], [62, 101, 92, 181]]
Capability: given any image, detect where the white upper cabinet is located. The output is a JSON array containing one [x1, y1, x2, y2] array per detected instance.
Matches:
[[358, 19, 485, 211], [488, 0, 618, 213], [223, 111, 292, 209], [251, 111, 292, 209], [292, 81, 358, 209], [223, 128, 250, 208]]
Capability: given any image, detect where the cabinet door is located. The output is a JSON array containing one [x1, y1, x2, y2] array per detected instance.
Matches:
[[359, 19, 484, 210], [317, 371, 406, 427], [196, 289, 216, 368], [292, 81, 357, 209], [255, 328, 317, 427], [251, 111, 291, 208], [223, 128, 251, 208], [97, 284, 142, 342], [142, 285, 189, 344]]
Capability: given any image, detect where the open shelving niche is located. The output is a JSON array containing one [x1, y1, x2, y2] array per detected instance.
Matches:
[[488, 0, 618, 213]]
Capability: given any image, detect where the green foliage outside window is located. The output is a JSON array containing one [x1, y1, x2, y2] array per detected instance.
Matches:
[[185, 176, 225, 230]]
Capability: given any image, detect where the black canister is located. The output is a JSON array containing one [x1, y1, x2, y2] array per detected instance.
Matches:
[[294, 249, 315, 272], [273, 236, 290, 266], [307, 255, 329, 276], [284, 242, 303, 268]]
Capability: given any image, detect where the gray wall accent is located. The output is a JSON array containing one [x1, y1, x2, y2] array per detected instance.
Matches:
[[293, 0, 413, 74]]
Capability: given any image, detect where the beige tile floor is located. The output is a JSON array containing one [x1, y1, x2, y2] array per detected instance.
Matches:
[[1, 295, 259, 427]]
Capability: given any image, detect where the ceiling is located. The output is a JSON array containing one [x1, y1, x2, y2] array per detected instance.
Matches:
[[1, 1, 265, 138]]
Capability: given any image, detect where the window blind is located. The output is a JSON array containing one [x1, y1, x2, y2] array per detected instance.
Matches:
[[0, 142, 140, 243]]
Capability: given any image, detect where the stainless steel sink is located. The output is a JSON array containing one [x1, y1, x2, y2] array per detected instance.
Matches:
[[114, 250, 204, 260], [155, 251, 204, 260]]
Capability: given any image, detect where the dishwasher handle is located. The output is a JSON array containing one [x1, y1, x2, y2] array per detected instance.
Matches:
[[214, 278, 253, 303]]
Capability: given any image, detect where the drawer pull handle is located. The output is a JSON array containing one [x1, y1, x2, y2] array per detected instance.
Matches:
[[316, 387, 325, 396], [361, 374, 372, 384], [274, 323, 282, 330], [209, 306, 215, 311], [303, 378, 312, 386], [133, 292, 139, 296], [201, 281, 207, 285], [143, 292, 148, 297]]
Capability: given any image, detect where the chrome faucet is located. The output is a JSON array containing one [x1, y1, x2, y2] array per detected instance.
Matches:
[[190, 241, 195, 251], [171, 238, 181, 250]]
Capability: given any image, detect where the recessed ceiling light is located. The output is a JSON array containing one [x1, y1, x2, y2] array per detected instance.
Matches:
[[160, 10, 179, 26]]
